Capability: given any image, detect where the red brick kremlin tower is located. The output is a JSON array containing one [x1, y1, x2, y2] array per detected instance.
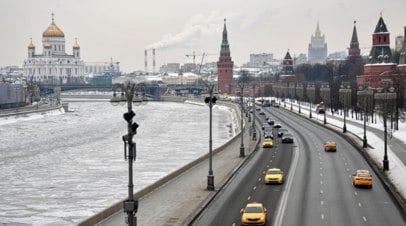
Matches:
[[348, 21, 361, 58], [217, 19, 234, 95], [356, 14, 406, 107]]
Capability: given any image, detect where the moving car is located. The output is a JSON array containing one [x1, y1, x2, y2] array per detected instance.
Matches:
[[264, 168, 284, 184], [267, 119, 275, 125], [277, 128, 289, 137], [264, 131, 274, 139], [324, 140, 337, 152], [241, 202, 267, 225], [281, 133, 294, 143], [273, 123, 282, 129], [262, 138, 273, 148], [352, 170, 373, 188]]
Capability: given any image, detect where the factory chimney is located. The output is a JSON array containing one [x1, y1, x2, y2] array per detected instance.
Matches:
[[144, 50, 148, 73], [153, 48, 156, 74]]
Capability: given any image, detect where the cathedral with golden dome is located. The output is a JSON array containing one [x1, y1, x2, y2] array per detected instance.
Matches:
[[23, 13, 85, 83]]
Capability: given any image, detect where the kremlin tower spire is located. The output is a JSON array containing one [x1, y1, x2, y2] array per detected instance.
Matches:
[[368, 14, 392, 63], [282, 50, 294, 74], [348, 21, 361, 58], [217, 18, 234, 95]]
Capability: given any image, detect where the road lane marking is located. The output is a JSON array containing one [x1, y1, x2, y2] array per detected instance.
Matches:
[[363, 216, 367, 222], [258, 178, 262, 181], [320, 167, 323, 170], [320, 190, 324, 194], [247, 196, 251, 200], [354, 192, 358, 196], [320, 173, 323, 177], [321, 214, 325, 219], [253, 186, 257, 190], [320, 161, 323, 165], [321, 200, 324, 205], [320, 181, 323, 185], [358, 202, 362, 207]]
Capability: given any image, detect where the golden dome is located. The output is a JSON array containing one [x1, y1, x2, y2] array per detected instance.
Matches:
[[73, 38, 80, 49], [28, 38, 35, 49], [42, 13, 65, 37], [44, 43, 52, 48]]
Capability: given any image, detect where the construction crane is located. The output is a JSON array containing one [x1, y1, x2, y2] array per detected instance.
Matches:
[[185, 51, 216, 65]]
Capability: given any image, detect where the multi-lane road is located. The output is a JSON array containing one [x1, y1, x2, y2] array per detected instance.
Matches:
[[193, 106, 405, 226]]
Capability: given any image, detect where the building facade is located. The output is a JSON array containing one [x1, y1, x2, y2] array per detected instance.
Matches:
[[217, 19, 234, 95], [356, 15, 406, 107], [308, 22, 328, 64], [249, 53, 274, 67], [23, 14, 85, 84]]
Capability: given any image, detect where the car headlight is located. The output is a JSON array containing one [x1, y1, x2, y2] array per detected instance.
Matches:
[[260, 216, 265, 220]]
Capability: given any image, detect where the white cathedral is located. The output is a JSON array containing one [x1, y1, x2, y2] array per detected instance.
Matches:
[[23, 14, 85, 84]]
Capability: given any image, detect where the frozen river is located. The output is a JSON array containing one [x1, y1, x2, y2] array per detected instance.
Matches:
[[0, 100, 237, 225]]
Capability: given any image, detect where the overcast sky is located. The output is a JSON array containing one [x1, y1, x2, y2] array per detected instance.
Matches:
[[1, 0, 406, 72]]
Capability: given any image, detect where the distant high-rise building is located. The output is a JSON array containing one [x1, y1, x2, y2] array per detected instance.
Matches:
[[294, 53, 307, 66], [395, 35, 404, 52], [217, 19, 234, 95], [348, 21, 361, 58], [308, 22, 328, 64]]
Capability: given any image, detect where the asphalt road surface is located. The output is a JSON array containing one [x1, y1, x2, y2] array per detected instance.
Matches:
[[193, 106, 405, 226]]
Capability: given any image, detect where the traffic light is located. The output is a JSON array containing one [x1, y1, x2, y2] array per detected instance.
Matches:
[[204, 96, 217, 104], [131, 122, 139, 134], [123, 110, 135, 122]]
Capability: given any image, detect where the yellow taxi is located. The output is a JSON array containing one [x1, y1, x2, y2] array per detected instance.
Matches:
[[264, 168, 284, 184], [262, 138, 273, 148], [241, 202, 267, 225], [324, 140, 337, 152], [352, 170, 373, 188]]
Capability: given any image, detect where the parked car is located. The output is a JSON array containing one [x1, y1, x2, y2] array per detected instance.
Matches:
[[267, 119, 275, 125]]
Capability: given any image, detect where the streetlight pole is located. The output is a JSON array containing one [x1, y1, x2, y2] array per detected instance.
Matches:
[[238, 83, 245, 157], [340, 83, 351, 133], [110, 82, 146, 226], [251, 84, 257, 140], [375, 79, 397, 171], [204, 83, 217, 190], [358, 85, 373, 148]]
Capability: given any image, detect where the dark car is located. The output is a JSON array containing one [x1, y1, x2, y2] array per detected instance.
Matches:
[[281, 133, 294, 143], [277, 128, 289, 137], [267, 119, 275, 125], [273, 123, 282, 129]]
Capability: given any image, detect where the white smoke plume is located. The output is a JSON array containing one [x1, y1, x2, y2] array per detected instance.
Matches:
[[145, 11, 227, 51]]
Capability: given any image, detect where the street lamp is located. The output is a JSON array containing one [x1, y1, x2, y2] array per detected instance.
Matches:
[[237, 82, 245, 158], [374, 79, 397, 171], [110, 82, 147, 226], [251, 84, 257, 140], [357, 85, 373, 148], [339, 83, 351, 133], [307, 83, 315, 118], [204, 82, 217, 190], [320, 83, 330, 125]]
